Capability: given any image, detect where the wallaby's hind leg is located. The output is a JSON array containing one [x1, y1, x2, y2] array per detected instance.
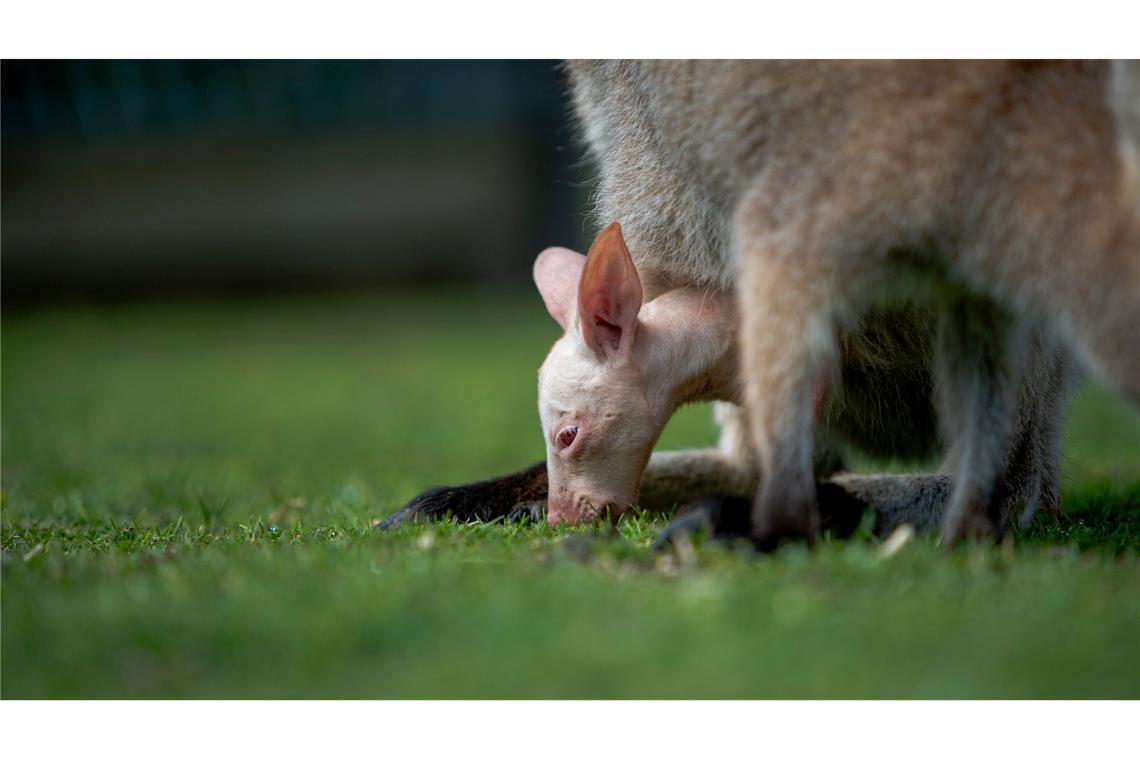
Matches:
[[936, 296, 1029, 543], [999, 336, 1071, 530], [736, 244, 839, 551]]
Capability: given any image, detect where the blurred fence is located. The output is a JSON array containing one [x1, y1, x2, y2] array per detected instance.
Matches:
[[2, 61, 590, 303]]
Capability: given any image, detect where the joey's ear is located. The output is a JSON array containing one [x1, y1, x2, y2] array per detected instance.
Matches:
[[577, 222, 643, 356], [534, 247, 587, 330]]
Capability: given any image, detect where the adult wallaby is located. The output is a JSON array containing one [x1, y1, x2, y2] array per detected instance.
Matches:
[[565, 60, 1139, 549], [383, 60, 1135, 546]]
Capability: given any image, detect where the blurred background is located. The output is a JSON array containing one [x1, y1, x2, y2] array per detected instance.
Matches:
[[2, 60, 589, 304]]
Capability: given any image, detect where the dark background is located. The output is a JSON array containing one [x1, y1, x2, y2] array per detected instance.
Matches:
[[2, 60, 591, 304]]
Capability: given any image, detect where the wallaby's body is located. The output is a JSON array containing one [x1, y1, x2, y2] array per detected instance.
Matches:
[[381, 60, 1128, 543], [563, 60, 1138, 545]]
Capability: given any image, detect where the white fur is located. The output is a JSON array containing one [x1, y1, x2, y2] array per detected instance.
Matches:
[[536, 271, 737, 525]]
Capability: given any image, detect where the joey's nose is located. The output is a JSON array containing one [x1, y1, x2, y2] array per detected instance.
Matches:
[[546, 495, 572, 526], [547, 497, 587, 526], [547, 494, 619, 526]]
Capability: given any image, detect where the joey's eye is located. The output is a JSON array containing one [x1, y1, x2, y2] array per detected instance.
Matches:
[[557, 425, 579, 450]]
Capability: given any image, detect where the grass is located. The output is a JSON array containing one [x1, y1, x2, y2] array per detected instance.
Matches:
[[2, 290, 1139, 698]]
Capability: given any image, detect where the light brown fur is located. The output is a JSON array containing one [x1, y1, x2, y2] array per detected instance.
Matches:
[[568, 60, 1138, 545]]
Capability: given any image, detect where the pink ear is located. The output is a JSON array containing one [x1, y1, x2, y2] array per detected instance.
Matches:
[[577, 222, 643, 356], [534, 247, 587, 329]]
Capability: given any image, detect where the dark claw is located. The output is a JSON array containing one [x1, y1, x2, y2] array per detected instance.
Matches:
[[506, 502, 545, 524]]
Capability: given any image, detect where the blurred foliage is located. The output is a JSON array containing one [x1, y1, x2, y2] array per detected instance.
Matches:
[[2, 60, 565, 148], [3, 62, 587, 301]]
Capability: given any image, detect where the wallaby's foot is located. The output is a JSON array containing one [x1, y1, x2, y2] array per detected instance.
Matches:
[[750, 479, 821, 553], [375, 461, 548, 529], [653, 495, 753, 549], [816, 481, 868, 537], [940, 500, 1001, 546], [655, 482, 865, 551], [506, 502, 544, 523]]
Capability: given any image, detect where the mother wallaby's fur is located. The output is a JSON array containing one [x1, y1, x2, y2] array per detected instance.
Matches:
[[569, 60, 1139, 547]]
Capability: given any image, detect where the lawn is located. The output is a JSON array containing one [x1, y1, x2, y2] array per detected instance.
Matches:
[[2, 290, 1138, 698]]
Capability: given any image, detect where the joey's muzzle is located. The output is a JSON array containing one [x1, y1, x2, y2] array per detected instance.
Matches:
[[547, 492, 630, 526]]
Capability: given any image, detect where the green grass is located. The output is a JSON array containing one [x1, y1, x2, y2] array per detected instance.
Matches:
[[3, 291, 1139, 698]]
